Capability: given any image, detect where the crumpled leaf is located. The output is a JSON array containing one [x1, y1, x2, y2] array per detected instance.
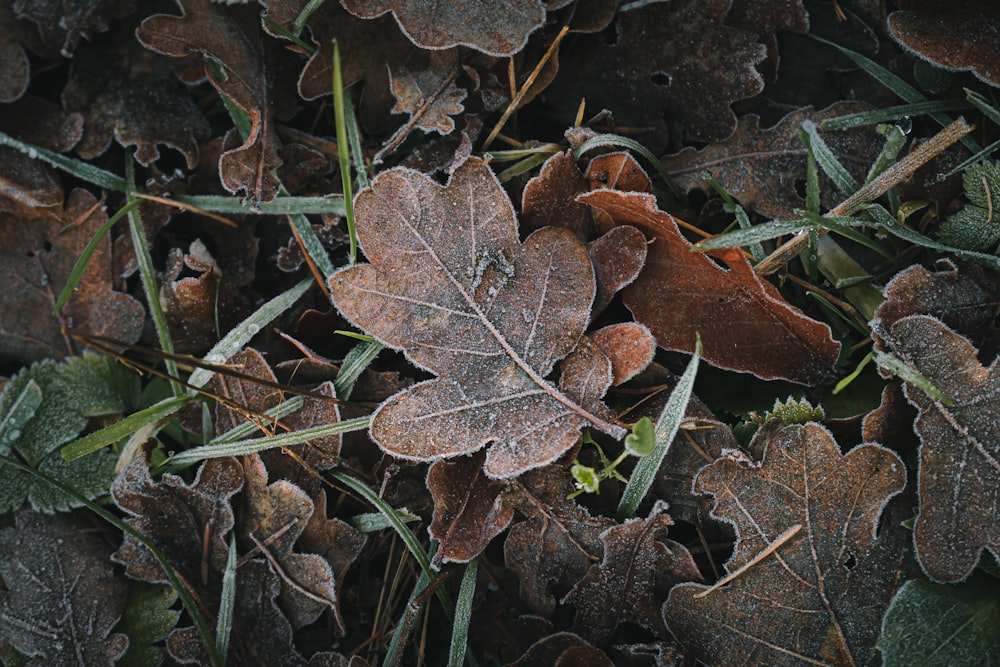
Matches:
[[0, 354, 128, 513], [563, 511, 701, 645], [663, 423, 909, 666], [504, 465, 614, 615], [340, 0, 545, 56], [939, 160, 1000, 252], [12, 0, 135, 57], [0, 188, 145, 365], [0, 510, 128, 665], [388, 49, 467, 135], [538, 0, 765, 149], [587, 225, 648, 317], [427, 449, 514, 565], [661, 101, 880, 218], [329, 157, 625, 479], [888, 0, 1000, 88], [62, 34, 211, 168], [137, 0, 282, 204], [580, 189, 841, 385]]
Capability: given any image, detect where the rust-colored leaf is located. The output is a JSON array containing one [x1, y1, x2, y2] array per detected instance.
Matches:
[[427, 450, 514, 565], [585, 152, 652, 195], [340, 0, 545, 56], [580, 189, 841, 385], [591, 322, 656, 387], [587, 225, 648, 317], [663, 423, 909, 666], [329, 157, 625, 479], [504, 465, 614, 615], [521, 150, 592, 241], [0, 511, 128, 665], [137, 0, 282, 204], [0, 188, 145, 363], [661, 102, 880, 218], [564, 512, 701, 645], [888, 0, 1000, 88]]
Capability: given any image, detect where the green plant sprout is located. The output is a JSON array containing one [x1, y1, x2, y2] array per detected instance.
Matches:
[[569, 417, 655, 499]]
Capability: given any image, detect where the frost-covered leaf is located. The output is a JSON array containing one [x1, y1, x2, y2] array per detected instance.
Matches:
[[388, 49, 466, 135], [521, 150, 592, 240], [329, 157, 625, 478], [939, 161, 1000, 252], [0, 510, 128, 666], [663, 423, 909, 666], [114, 583, 179, 667]]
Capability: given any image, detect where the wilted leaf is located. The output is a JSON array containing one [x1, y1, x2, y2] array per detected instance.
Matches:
[[329, 157, 625, 479], [12, 0, 135, 56], [580, 189, 841, 385], [877, 314, 1000, 583], [0, 9, 29, 102], [563, 511, 700, 645], [0, 510, 128, 665], [389, 49, 467, 135], [661, 102, 879, 218], [663, 423, 909, 666], [888, 0, 1000, 88], [610, 640, 686, 667], [137, 0, 282, 204], [538, 0, 765, 149], [340, 0, 545, 56], [939, 160, 1000, 252], [62, 35, 211, 168], [879, 574, 1000, 667], [427, 450, 515, 565], [504, 465, 614, 615]]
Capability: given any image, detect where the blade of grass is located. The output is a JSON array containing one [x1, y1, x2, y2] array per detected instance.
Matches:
[[800, 121, 858, 194], [343, 87, 370, 189], [332, 40, 357, 265], [334, 339, 382, 400], [617, 336, 701, 521], [171, 194, 346, 215], [208, 396, 304, 445], [216, 534, 237, 659], [288, 211, 337, 280], [833, 350, 874, 394], [874, 350, 953, 406], [819, 99, 969, 131], [448, 557, 478, 667], [0, 130, 126, 191], [293, 0, 326, 37], [61, 394, 193, 461]]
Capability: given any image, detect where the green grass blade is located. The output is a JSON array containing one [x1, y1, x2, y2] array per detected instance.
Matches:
[[171, 194, 346, 216], [293, 0, 326, 36], [334, 340, 382, 400], [343, 89, 370, 189], [819, 100, 969, 131], [617, 336, 701, 521], [332, 40, 357, 265], [54, 198, 143, 313], [188, 278, 312, 388], [694, 218, 816, 250], [207, 396, 304, 445], [350, 508, 420, 532], [288, 212, 337, 279], [448, 557, 478, 667], [800, 120, 858, 194], [874, 350, 953, 406], [61, 394, 192, 461], [216, 534, 237, 659], [0, 130, 126, 191]]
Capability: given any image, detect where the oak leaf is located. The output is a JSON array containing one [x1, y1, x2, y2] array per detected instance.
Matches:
[[580, 189, 841, 385], [388, 49, 467, 135], [329, 157, 625, 479], [663, 423, 909, 666]]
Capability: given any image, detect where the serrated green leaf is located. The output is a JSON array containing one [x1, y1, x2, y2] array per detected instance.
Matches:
[[940, 162, 1000, 252], [115, 583, 180, 667], [0, 380, 42, 455], [880, 575, 1000, 667]]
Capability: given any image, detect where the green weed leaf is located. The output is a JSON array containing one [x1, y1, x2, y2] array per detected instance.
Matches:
[[940, 161, 1000, 252], [624, 417, 655, 457], [114, 583, 180, 667]]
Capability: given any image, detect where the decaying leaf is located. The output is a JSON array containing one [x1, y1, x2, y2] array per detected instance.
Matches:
[[563, 511, 701, 645], [663, 422, 909, 666], [661, 102, 879, 218], [888, 0, 1000, 88], [137, 0, 282, 204], [580, 189, 841, 385], [0, 510, 128, 665], [504, 465, 614, 615], [388, 49, 467, 135], [340, 0, 545, 56], [12, 0, 135, 57], [427, 450, 514, 565], [329, 157, 625, 478]]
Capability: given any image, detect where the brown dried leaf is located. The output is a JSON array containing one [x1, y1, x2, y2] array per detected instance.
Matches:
[[137, 0, 282, 204], [0, 188, 145, 364], [0, 511, 128, 666], [508, 631, 600, 667], [62, 36, 211, 168], [591, 322, 656, 386], [663, 423, 908, 666], [877, 314, 1000, 583], [564, 512, 701, 645], [329, 157, 625, 479], [888, 0, 1000, 87], [587, 225, 648, 317], [585, 152, 652, 195], [12, 0, 134, 56], [580, 189, 841, 385], [0, 10, 29, 102], [521, 150, 592, 240], [726, 0, 809, 81], [340, 0, 545, 56], [427, 450, 515, 565], [504, 465, 614, 615], [661, 102, 879, 218], [538, 0, 765, 149], [389, 49, 467, 135]]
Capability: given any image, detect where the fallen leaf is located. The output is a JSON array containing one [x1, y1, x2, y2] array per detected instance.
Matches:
[[62, 34, 211, 168], [610, 640, 686, 666], [340, 0, 546, 56], [0, 510, 128, 665], [137, 0, 282, 204], [726, 0, 808, 81], [329, 157, 625, 479], [877, 314, 1000, 583], [587, 225, 648, 317], [427, 450, 515, 565], [661, 102, 879, 218], [585, 152, 652, 196], [388, 49, 467, 135], [504, 465, 614, 615], [538, 0, 765, 149], [521, 150, 592, 241], [12, 0, 135, 57], [580, 189, 841, 385], [591, 322, 656, 386], [563, 511, 701, 645], [0, 7, 29, 102], [888, 0, 1000, 88], [508, 631, 602, 667], [663, 423, 909, 666]]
